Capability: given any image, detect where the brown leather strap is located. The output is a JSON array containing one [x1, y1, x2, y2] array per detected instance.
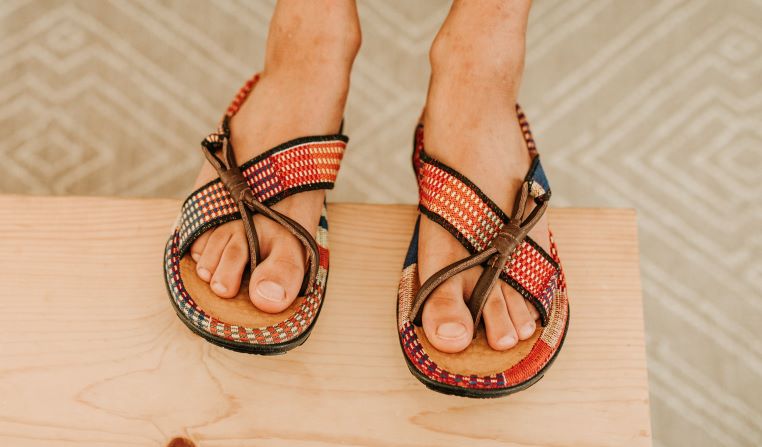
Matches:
[[411, 180, 548, 334], [200, 119, 321, 295]]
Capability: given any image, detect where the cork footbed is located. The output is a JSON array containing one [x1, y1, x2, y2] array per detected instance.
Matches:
[[178, 255, 304, 327], [413, 320, 543, 377]]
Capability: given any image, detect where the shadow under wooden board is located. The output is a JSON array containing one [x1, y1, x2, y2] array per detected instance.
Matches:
[[0, 195, 651, 447]]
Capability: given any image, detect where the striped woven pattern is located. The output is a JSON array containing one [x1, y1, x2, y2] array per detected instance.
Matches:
[[398, 230, 569, 390], [517, 104, 537, 155], [165, 209, 330, 345], [225, 74, 259, 118], [176, 136, 346, 255], [164, 73, 344, 346], [414, 120, 558, 322], [398, 111, 569, 391]]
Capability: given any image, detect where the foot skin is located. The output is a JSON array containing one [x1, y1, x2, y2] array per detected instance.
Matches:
[[417, 3, 549, 354], [190, 3, 360, 313]]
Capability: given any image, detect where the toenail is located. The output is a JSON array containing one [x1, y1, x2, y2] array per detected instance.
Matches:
[[197, 267, 211, 281], [191, 252, 201, 262], [256, 280, 286, 302], [211, 281, 227, 295], [520, 322, 536, 339], [498, 334, 516, 348], [436, 322, 467, 339]]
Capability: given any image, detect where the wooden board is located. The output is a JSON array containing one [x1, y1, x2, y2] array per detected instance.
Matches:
[[0, 195, 651, 447]]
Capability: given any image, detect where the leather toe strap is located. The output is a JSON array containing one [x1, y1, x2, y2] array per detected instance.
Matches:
[[200, 117, 321, 295], [465, 183, 548, 331], [410, 178, 549, 334], [202, 125, 262, 270]]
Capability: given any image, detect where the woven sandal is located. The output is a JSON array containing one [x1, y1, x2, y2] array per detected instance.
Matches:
[[164, 74, 348, 355], [397, 106, 569, 397]]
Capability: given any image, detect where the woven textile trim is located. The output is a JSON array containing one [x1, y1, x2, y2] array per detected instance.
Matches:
[[397, 217, 569, 390], [164, 73, 345, 346], [412, 111, 558, 323], [399, 105, 569, 391], [177, 136, 346, 256]]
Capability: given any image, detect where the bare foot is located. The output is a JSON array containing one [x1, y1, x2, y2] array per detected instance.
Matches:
[[190, 0, 360, 313], [417, 0, 549, 353]]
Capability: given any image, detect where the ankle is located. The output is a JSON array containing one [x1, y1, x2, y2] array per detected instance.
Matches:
[[429, 12, 526, 97], [264, 11, 361, 76]]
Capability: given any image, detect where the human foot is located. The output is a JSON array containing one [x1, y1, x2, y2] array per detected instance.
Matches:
[[416, 1, 549, 353], [189, 2, 360, 313]]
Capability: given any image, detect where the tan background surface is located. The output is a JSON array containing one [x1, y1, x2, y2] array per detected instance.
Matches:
[[1, 1, 760, 446]]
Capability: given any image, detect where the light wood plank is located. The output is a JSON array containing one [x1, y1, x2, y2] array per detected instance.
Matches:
[[0, 195, 651, 447]]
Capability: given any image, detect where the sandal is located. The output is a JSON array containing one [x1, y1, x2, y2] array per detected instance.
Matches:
[[164, 74, 348, 355], [397, 106, 569, 397]]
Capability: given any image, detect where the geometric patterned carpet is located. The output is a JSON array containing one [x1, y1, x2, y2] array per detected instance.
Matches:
[[1, 1, 760, 445]]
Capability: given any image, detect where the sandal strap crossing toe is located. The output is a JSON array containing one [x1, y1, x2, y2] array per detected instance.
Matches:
[[165, 74, 348, 353], [411, 148, 559, 326], [397, 106, 569, 397]]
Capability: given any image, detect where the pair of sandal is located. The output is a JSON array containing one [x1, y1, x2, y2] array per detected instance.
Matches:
[[163, 74, 570, 398]]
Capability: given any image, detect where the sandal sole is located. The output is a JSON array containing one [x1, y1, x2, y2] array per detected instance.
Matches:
[[163, 252, 328, 356], [399, 301, 569, 398]]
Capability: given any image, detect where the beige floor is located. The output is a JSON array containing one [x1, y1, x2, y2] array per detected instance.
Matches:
[[1, 1, 760, 446]]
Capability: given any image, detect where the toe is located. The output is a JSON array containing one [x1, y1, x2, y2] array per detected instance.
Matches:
[[209, 230, 248, 298], [482, 286, 518, 350], [421, 282, 474, 354], [501, 283, 536, 340], [190, 231, 210, 262], [195, 223, 237, 283], [248, 236, 305, 313], [525, 299, 540, 321]]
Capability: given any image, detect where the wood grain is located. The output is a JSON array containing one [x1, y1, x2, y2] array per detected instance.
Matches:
[[0, 195, 651, 447]]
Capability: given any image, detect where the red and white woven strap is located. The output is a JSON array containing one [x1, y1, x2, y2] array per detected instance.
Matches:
[[176, 135, 346, 256], [173, 73, 348, 256], [413, 109, 558, 324]]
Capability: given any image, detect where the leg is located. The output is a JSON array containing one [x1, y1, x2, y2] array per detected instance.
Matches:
[[191, 0, 361, 311], [418, 0, 548, 353]]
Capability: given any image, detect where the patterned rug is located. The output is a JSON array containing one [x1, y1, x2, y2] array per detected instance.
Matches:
[[1, 1, 760, 445]]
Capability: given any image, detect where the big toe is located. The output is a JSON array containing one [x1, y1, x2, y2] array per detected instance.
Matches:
[[248, 238, 306, 314], [421, 284, 474, 354]]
